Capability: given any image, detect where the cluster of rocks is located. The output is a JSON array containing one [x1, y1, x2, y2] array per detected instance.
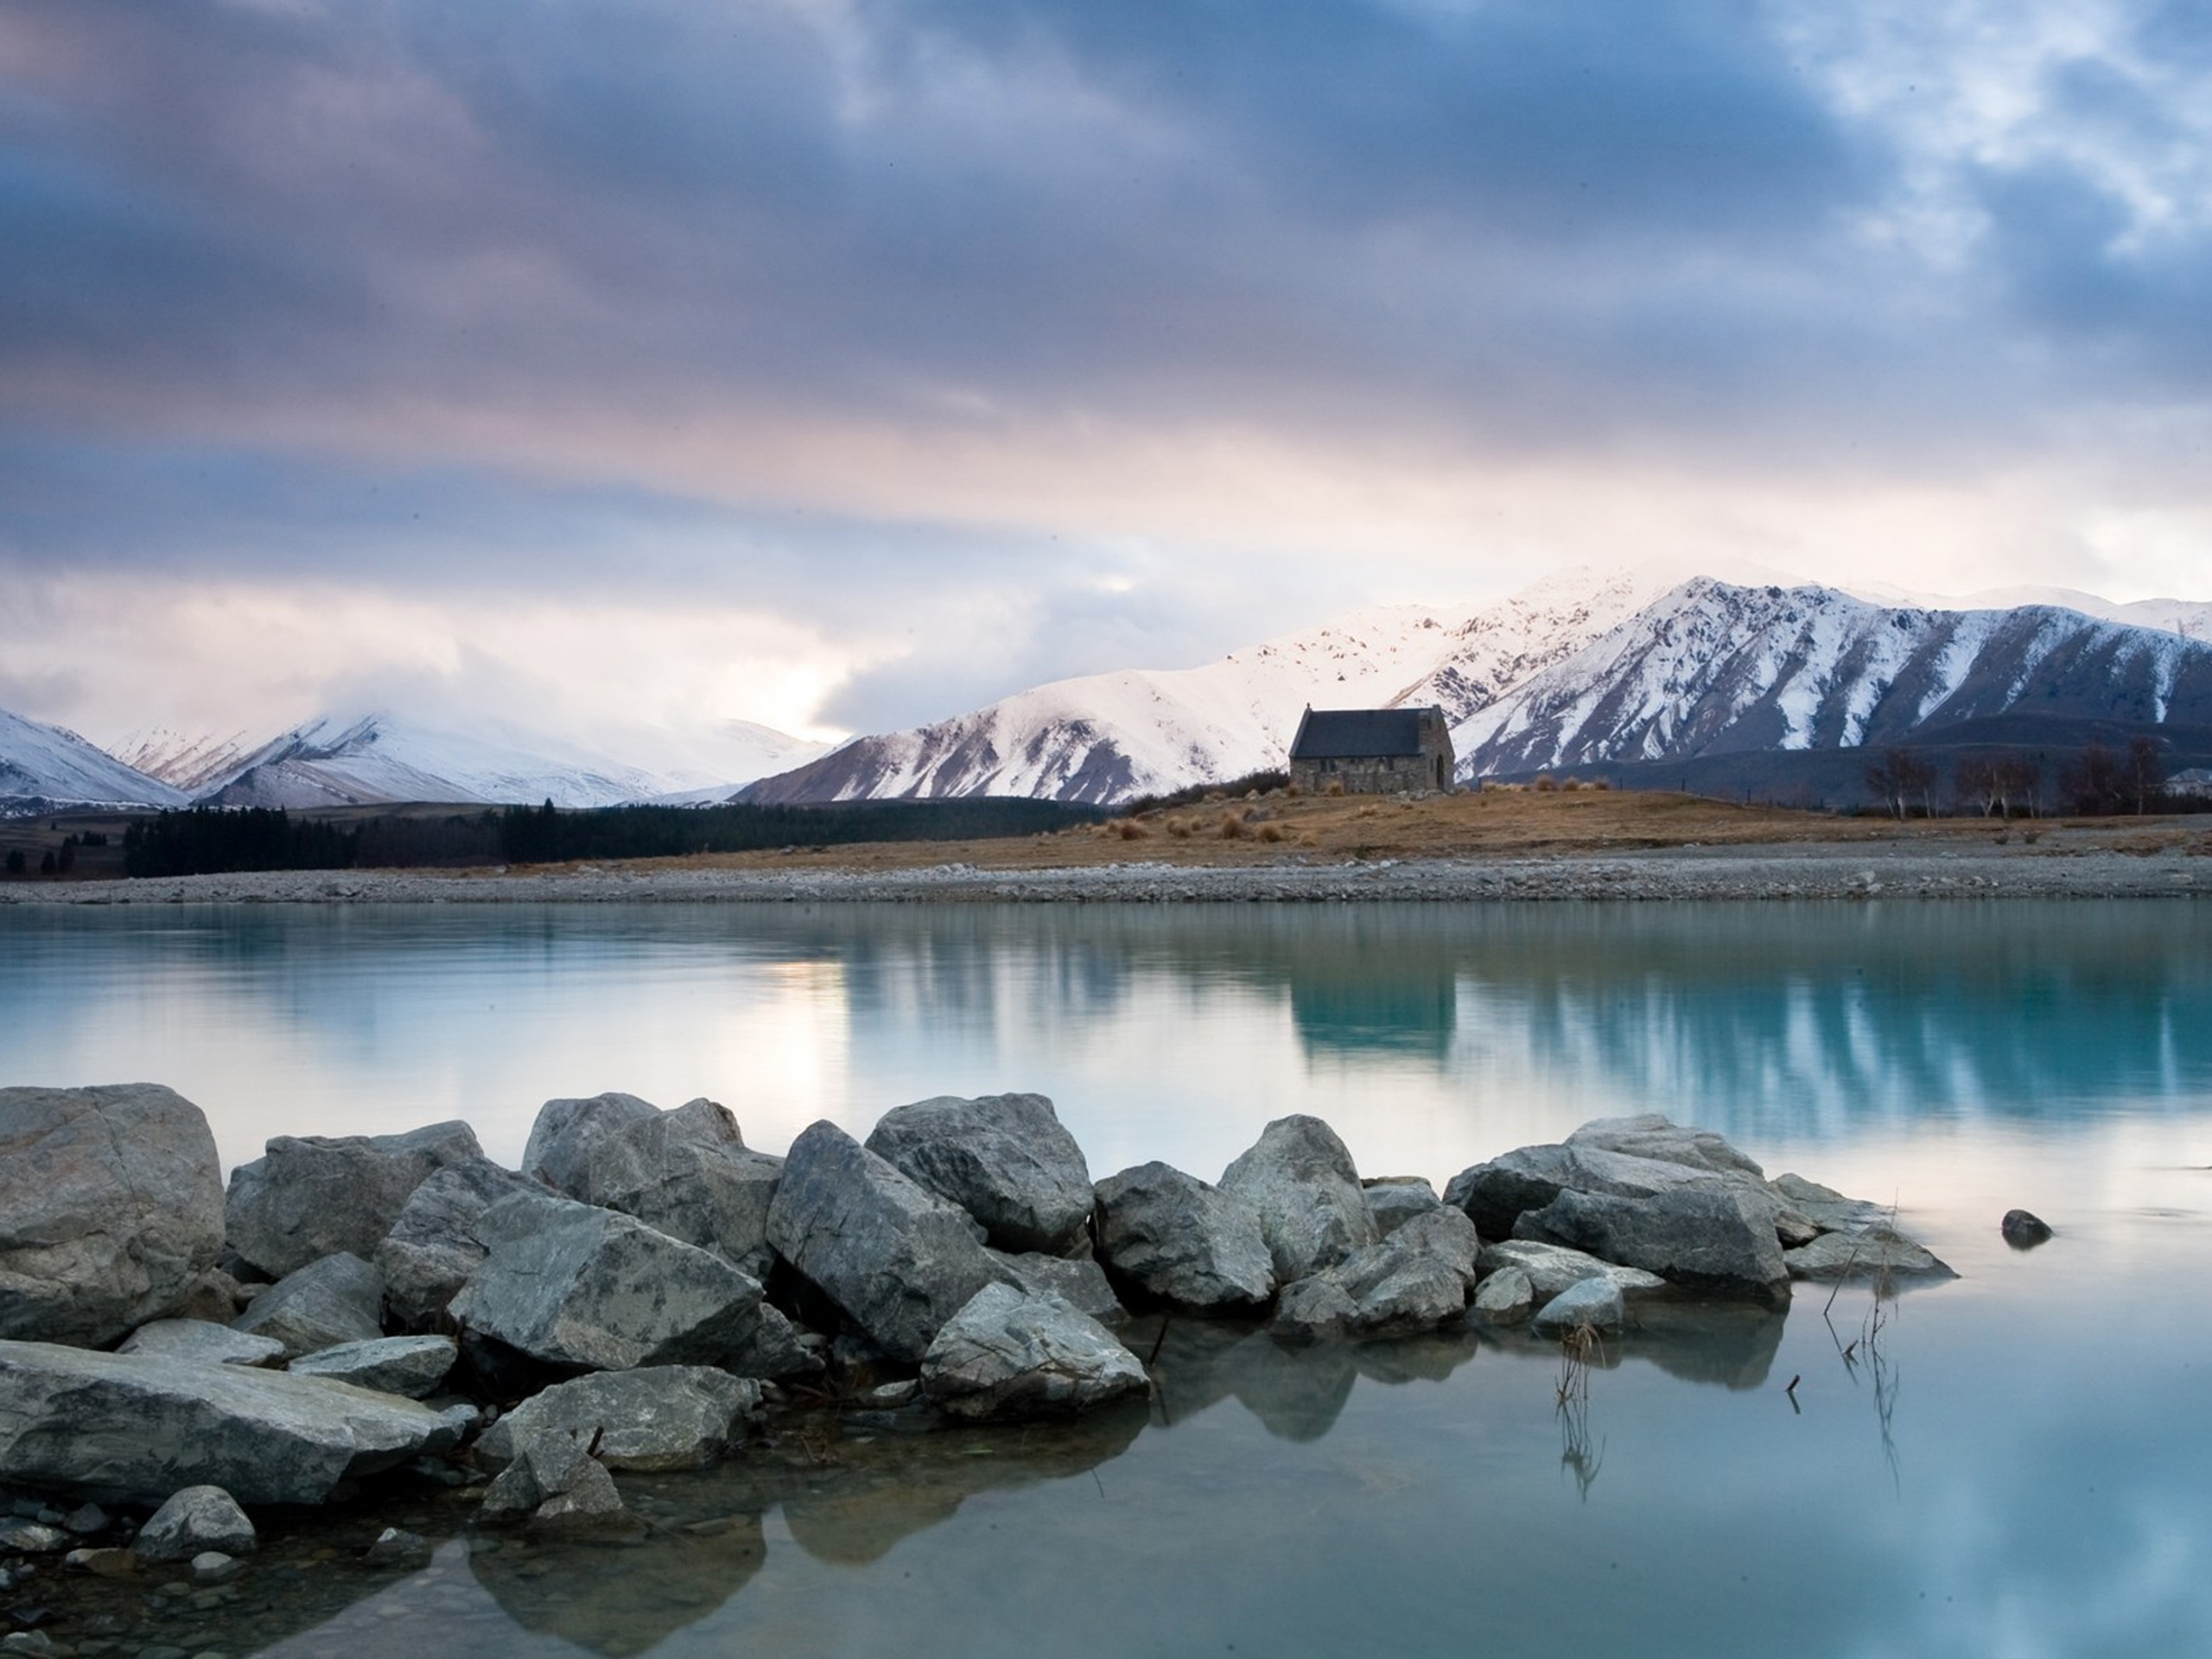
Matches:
[[0, 1081, 1952, 1583]]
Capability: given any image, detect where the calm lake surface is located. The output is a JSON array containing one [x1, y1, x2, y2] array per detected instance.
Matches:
[[4, 899, 2209, 1658]]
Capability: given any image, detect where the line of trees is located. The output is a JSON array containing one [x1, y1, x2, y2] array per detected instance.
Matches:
[[1866, 737, 2191, 819]]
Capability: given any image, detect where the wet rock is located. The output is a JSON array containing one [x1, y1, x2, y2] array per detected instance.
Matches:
[[0, 1519, 66, 1553], [224, 1121, 482, 1280], [518, 1092, 659, 1192], [57, 1504, 105, 1536], [229, 1253, 385, 1358], [288, 1335, 456, 1398], [0, 1084, 226, 1348], [1363, 1177, 1441, 1237], [363, 1527, 429, 1568], [2002, 1209, 2055, 1249], [1094, 1162, 1274, 1311], [529, 1096, 785, 1279], [864, 1093, 1093, 1255], [480, 1433, 639, 1539], [1269, 1207, 1479, 1343], [475, 1368, 762, 1472], [861, 1379, 918, 1408], [117, 1321, 287, 1369], [0, 1338, 457, 1506], [450, 1191, 769, 1373], [1470, 1265, 1534, 1325], [1516, 1185, 1789, 1301], [1476, 1240, 1669, 1302], [1567, 1115, 1766, 1179], [988, 1250, 1123, 1324], [726, 1302, 823, 1381], [1531, 1275, 1627, 1336], [1784, 1228, 1955, 1281], [188, 1550, 244, 1586], [0, 1633, 60, 1657], [1449, 1119, 1787, 1245], [375, 1158, 547, 1330], [1220, 1116, 1377, 1283], [62, 1546, 134, 1577], [766, 1121, 1007, 1364], [134, 1487, 255, 1563], [919, 1284, 1147, 1421]]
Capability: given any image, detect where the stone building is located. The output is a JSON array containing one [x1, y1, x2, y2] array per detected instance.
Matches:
[[1287, 706, 1456, 794]]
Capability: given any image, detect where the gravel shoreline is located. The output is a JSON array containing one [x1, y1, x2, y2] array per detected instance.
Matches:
[[3, 840, 2205, 905]]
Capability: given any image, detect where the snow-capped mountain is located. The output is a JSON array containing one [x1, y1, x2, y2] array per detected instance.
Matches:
[[1456, 578, 2212, 776], [0, 708, 187, 811], [742, 565, 1678, 805], [108, 728, 258, 796]]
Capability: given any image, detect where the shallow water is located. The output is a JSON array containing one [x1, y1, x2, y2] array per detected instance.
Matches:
[[3, 900, 2210, 1658]]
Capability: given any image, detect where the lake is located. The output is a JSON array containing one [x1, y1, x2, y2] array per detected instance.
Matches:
[[3, 899, 2209, 1657]]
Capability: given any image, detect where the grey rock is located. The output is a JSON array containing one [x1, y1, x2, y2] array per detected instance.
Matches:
[[63, 1544, 135, 1575], [725, 1301, 823, 1381], [1784, 1228, 1955, 1281], [919, 1284, 1147, 1421], [1476, 1240, 1669, 1302], [1470, 1265, 1534, 1324], [519, 1093, 660, 1192], [1269, 1207, 1478, 1343], [59, 1503, 106, 1535], [989, 1250, 1124, 1324], [117, 1321, 286, 1369], [475, 1368, 762, 1472], [375, 1157, 547, 1330], [0, 1340, 455, 1507], [1567, 1115, 1766, 1179], [864, 1093, 1093, 1255], [1769, 1173, 1892, 1235], [2002, 1209, 2055, 1249], [531, 1096, 785, 1278], [224, 1120, 482, 1280], [230, 1253, 385, 1358], [1363, 1178, 1441, 1237], [134, 1487, 255, 1563], [451, 1191, 769, 1373], [288, 1335, 456, 1398], [172, 1267, 252, 1325], [1531, 1275, 1627, 1336], [0, 1634, 60, 1657], [766, 1121, 1007, 1364], [1092, 1162, 1274, 1311], [0, 1084, 225, 1348], [1268, 1275, 1363, 1344], [189, 1550, 244, 1586], [480, 1433, 637, 1538], [1516, 1185, 1790, 1300], [1444, 1142, 1579, 1240], [0, 1519, 66, 1552], [861, 1379, 918, 1408], [363, 1527, 429, 1568], [1220, 1116, 1377, 1283]]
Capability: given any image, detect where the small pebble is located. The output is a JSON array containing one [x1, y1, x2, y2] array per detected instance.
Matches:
[[188, 1554, 242, 1588]]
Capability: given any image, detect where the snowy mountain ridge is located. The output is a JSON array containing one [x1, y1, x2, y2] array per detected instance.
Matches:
[[0, 709, 187, 811]]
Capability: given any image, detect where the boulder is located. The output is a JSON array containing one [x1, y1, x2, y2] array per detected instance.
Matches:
[[1363, 1178, 1441, 1237], [727, 1302, 824, 1381], [171, 1267, 252, 1325], [364, 1527, 430, 1569], [519, 1093, 660, 1192], [1092, 1162, 1274, 1312], [374, 1158, 546, 1330], [1470, 1265, 1534, 1325], [0, 1084, 226, 1348], [133, 1486, 256, 1562], [1783, 1229, 1955, 1281], [191, 1550, 245, 1586], [1444, 1142, 1579, 1240], [1567, 1115, 1765, 1179], [480, 1432, 638, 1538], [451, 1191, 769, 1374], [1530, 1275, 1626, 1337], [919, 1284, 1147, 1421], [2002, 1209, 2054, 1249], [1269, 1208, 1478, 1344], [864, 1093, 1093, 1255], [1220, 1116, 1377, 1283], [224, 1120, 483, 1280], [990, 1250, 1123, 1324], [0, 1338, 459, 1506], [1450, 1119, 1792, 1244], [530, 1096, 784, 1278], [1475, 1240, 1669, 1302], [1768, 1173, 1891, 1235], [288, 1335, 457, 1398], [1515, 1186, 1790, 1301], [766, 1122, 1007, 1364], [475, 1367, 763, 1472], [117, 1320, 286, 1369], [230, 1253, 385, 1357]]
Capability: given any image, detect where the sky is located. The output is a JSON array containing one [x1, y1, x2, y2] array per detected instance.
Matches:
[[3, 0, 2211, 751]]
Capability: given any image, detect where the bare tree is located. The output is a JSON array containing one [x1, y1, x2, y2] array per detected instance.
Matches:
[[1866, 747, 1937, 820], [1954, 754, 2000, 817], [2126, 735, 2165, 816], [1993, 754, 2042, 818], [2061, 743, 2125, 816]]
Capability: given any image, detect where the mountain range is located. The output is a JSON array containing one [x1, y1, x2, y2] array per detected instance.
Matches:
[[3, 567, 2208, 815]]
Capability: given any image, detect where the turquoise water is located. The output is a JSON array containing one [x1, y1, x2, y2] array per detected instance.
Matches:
[[3, 901, 2209, 1657]]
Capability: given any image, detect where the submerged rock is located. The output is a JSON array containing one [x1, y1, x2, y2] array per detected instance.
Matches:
[[766, 1121, 1007, 1364], [288, 1334, 457, 1397], [919, 1284, 1147, 1421], [1530, 1275, 1627, 1336], [475, 1367, 763, 1472], [1092, 1162, 1274, 1311], [133, 1486, 256, 1563], [0, 1338, 458, 1506], [865, 1092, 1094, 1255], [0, 1084, 226, 1349], [1516, 1185, 1790, 1301], [480, 1432, 639, 1538], [1469, 1265, 1534, 1325], [118, 1319, 286, 1369], [1476, 1240, 1669, 1303], [2002, 1209, 2055, 1249], [230, 1252, 386, 1358], [376, 1158, 548, 1331], [1220, 1116, 1378, 1284], [224, 1120, 483, 1280]]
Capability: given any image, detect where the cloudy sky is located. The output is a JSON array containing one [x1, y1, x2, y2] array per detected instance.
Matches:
[[3, 0, 2210, 749]]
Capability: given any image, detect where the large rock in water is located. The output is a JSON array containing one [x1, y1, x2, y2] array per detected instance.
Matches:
[[1516, 1185, 1789, 1301], [230, 1253, 386, 1357], [375, 1158, 548, 1330], [133, 1486, 257, 1562], [920, 1284, 1147, 1421], [864, 1093, 1094, 1255], [450, 1192, 769, 1373], [1567, 1115, 1766, 1179], [476, 1368, 763, 1471], [225, 1121, 483, 1280], [0, 1084, 225, 1348], [766, 1121, 1007, 1365], [519, 1093, 660, 1191], [0, 1339, 458, 1506], [524, 1095, 784, 1277], [1270, 1207, 1480, 1344], [1220, 1116, 1378, 1284], [1092, 1163, 1274, 1311]]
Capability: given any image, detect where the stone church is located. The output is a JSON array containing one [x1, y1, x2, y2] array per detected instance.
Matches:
[[1287, 706, 1457, 794]]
